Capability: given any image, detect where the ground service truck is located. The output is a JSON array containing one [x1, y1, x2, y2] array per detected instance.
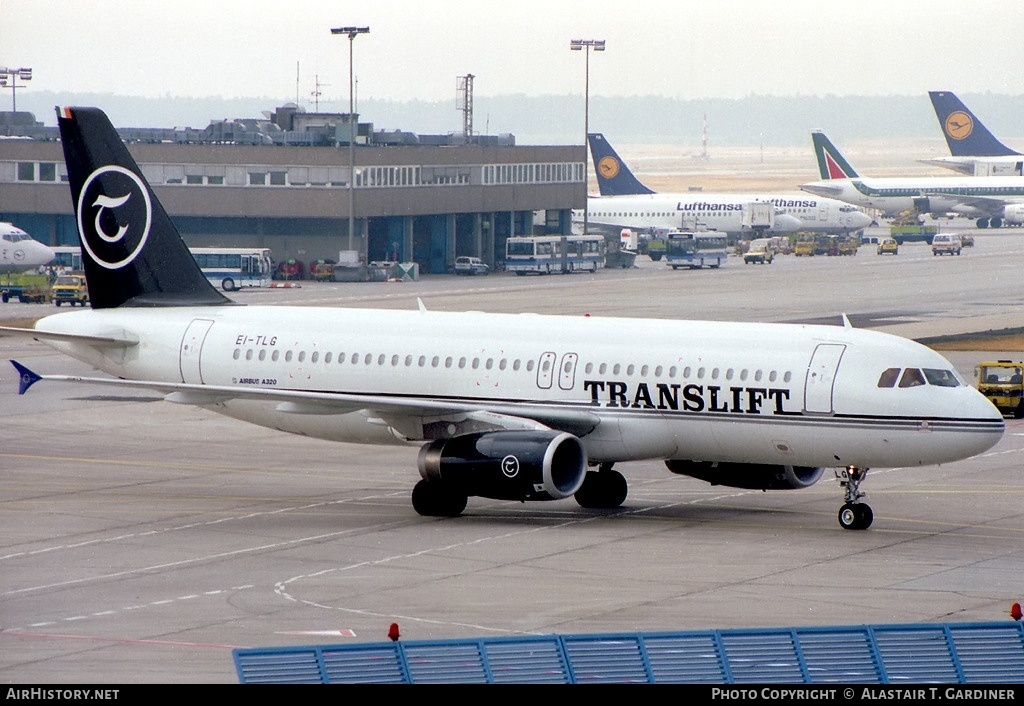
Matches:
[[976, 360, 1024, 418], [0, 273, 51, 303]]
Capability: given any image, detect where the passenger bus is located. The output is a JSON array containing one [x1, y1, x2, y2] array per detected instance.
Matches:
[[190, 247, 273, 291], [49, 246, 273, 291], [50, 246, 84, 272], [664, 231, 728, 269], [505, 235, 605, 275]]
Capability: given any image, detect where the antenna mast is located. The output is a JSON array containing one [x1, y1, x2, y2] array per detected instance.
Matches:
[[311, 75, 330, 112], [457, 74, 474, 137], [698, 112, 709, 161]]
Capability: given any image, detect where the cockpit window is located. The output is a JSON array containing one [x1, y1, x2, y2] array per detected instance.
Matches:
[[879, 367, 962, 389], [923, 368, 960, 387], [898, 368, 926, 388], [877, 368, 900, 388]]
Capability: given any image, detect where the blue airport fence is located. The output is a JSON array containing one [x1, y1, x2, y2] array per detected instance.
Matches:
[[234, 621, 1024, 684]]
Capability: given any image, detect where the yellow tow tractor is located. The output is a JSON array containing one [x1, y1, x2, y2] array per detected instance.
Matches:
[[976, 360, 1024, 418]]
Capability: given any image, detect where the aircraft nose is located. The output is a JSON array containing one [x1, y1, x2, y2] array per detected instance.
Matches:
[[959, 387, 1006, 452], [969, 387, 1006, 421], [852, 210, 873, 228]]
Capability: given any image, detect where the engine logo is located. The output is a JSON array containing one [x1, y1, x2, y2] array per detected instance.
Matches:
[[501, 455, 520, 478]]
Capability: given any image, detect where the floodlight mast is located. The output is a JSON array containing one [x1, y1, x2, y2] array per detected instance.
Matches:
[[0, 67, 32, 112], [330, 27, 370, 254], [569, 40, 604, 235]]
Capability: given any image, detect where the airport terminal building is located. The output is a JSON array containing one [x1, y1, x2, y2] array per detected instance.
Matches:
[[0, 107, 584, 274]]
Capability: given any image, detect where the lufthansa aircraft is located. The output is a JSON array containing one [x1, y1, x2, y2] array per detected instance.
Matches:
[[0, 222, 55, 274], [586, 133, 873, 235], [801, 131, 1024, 228], [578, 136, 802, 237], [924, 91, 1024, 177], [5, 107, 1005, 531]]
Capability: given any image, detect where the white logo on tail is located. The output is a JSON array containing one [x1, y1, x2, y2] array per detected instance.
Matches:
[[77, 166, 152, 270], [92, 194, 130, 242]]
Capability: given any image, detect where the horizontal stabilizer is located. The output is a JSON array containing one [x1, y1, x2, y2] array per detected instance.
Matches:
[[11, 360, 42, 395], [0, 325, 138, 348]]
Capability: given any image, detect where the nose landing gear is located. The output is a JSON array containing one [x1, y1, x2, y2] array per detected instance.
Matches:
[[835, 466, 873, 530]]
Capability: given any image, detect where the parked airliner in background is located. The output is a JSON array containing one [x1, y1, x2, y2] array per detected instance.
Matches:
[[586, 133, 873, 235], [0, 222, 55, 274], [577, 133, 803, 238], [924, 91, 1023, 177], [3, 107, 1005, 531], [801, 131, 1024, 228]]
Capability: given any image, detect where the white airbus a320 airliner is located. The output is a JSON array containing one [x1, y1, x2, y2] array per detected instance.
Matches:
[[5, 107, 1005, 530]]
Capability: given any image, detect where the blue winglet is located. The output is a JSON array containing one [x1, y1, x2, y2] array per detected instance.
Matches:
[[11, 360, 42, 395]]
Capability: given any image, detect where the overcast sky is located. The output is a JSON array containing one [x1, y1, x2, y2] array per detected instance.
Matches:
[[3, 0, 1023, 111]]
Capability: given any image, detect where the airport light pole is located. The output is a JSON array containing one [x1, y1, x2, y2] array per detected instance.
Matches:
[[570, 40, 603, 234], [0, 67, 32, 112], [331, 26, 370, 254]]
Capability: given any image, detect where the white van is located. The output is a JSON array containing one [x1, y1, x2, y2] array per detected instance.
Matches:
[[931, 233, 963, 256], [454, 256, 490, 275]]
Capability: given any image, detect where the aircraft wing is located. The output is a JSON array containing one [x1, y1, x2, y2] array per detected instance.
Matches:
[[11, 361, 601, 439], [922, 192, 1008, 216]]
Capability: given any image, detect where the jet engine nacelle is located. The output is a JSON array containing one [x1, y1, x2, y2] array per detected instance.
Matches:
[[418, 431, 588, 502], [665, 460, 824, 490], [1002, 203, 1024, 226]]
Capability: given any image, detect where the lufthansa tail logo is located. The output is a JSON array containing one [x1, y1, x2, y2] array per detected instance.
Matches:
[[597, 156, 620, 179], [944, 111, 974, 140], [77, 166, 152, 270]]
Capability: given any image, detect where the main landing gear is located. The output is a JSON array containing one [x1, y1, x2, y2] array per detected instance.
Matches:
[[411, 479, 468, 518], [835, 466, 873, 530], [574, 463, 628, 509]]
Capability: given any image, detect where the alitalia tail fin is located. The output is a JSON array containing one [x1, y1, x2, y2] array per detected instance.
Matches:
[[811, 131, 860, 180], [55, 106, 232, 309]]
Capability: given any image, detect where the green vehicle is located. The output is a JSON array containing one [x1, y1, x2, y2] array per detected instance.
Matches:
[[890, 223, 937, 244], [0, 272, 51, 303], [643, 237, 666, 261]]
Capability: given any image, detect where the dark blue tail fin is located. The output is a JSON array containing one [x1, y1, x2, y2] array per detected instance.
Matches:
[[56, 106, 232, 308], [928, 91, 1020, 157], [587, 133, 655, 196]]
